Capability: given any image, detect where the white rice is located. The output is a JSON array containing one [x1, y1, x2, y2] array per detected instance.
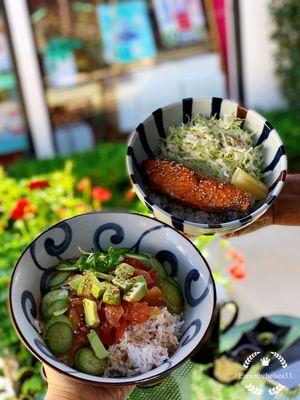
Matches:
[[147, 191, 247, 224], [105, 308, 184, 377]]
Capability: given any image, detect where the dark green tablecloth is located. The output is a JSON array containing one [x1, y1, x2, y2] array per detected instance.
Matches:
[[129, 315, 300, 400]]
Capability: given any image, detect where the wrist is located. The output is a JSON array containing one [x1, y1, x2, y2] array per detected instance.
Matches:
[[273, 194, 300, 226]]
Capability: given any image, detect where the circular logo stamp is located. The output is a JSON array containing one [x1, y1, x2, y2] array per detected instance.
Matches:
[[241, 351, 290, 396]]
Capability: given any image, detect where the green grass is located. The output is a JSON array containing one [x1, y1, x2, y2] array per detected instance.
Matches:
[[263, 109, 300, 171], [9, 142, 127, 184]]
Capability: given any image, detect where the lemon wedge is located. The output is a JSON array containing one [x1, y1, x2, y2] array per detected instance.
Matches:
[[231, 167, 268, 200]]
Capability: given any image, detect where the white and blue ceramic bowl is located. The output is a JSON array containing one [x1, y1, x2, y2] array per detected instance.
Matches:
[[10, 212, 216, 386], [126, 97, 287, 236]]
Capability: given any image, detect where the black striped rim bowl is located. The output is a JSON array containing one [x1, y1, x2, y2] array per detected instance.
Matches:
[[126, 97, 287, 236]]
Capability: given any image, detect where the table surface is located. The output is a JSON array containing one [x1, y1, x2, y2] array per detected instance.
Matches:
[[128, 315, 300, 400]]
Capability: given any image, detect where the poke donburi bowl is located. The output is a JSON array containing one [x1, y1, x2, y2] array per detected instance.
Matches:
[[9, 212, 216, 386]]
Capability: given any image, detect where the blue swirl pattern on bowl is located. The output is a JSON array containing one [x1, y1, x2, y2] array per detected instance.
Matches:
[[126, 97, 287, 236], [10, 212, 216, 386]]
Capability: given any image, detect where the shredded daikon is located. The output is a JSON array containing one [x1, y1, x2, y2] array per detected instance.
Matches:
[[160, 114, 263, 183]]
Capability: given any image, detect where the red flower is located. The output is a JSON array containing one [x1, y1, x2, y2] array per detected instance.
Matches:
[[77, 177, 91, 192], [28, 180, 49, 190], [125, 189, 136, 201], [92, 186, 112, 203], [11, 198, 31, 220], [229, 263, 246, 280], [226, 248, 245, 264]]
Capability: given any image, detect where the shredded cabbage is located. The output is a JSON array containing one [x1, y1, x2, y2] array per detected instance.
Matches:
[[160, 114, 263, 183]]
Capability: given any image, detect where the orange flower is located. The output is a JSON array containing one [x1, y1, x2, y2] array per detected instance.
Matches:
[[229, 262, 246, 280], [92, 186, 112, 203], [125, 189, 136, 201], [77, 177, 91, 192], [11, 198, 36, 220], [226, 248, 245, 264]]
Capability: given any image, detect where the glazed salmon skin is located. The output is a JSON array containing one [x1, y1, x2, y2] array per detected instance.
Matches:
[[143, 159, 251, 213]]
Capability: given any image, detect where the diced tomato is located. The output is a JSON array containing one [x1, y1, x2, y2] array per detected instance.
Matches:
[[79, 325, 90, 334], [70, 330, 89, 356], [98, 302, 107, 322], [143, 286, 165, 307], [68, 306, 81, 329], [68, 297, 84, 330], [98, 321, 115, 345], [132, 269, 154, 289], [104, 304, 124, 328], [148, 269, 160, 286], [123, 301, 149, 324], [124, 257, 150, 270], [115, 318, 128, 342]]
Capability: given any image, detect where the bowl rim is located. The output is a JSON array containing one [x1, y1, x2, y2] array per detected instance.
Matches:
[[126, 97, 287, 230], [9, 211, 217, 386]]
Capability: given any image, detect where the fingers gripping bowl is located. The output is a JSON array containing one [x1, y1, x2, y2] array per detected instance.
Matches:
[[126, 97, 287, 235], [9, 212, 216, 386]]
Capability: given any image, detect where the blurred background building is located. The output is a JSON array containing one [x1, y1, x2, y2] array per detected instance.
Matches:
[[0, 0, 289, 162]]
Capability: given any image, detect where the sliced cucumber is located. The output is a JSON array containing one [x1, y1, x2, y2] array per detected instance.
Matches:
[[40, 289, 68, 311], [56, 263, 79, 272], [125, 253, 167, 280], [161, 277, 184, 314], [44, 315, 73, 333], [74, 347, 107, 376], [41, 298, 68, 320], [87, 330, 108, 359], [125, 253, 151, 265], [149, 256, 167, 280], [165, 276, 181, 290], [48, 271, 72, 289], [46, 322, 73, 355], [53, 306, 69, 317]]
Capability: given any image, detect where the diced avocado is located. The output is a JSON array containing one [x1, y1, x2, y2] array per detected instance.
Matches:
[[83, 299, 100, 328], [69, 275, 85, 290], [77, 272, 101, 296], [77, 273, 93, 296], [130, 275, 147, 285], [115, 263, 135, 279], [95, 272, 113, 281], [102, 284, 121, 305], [91, 280, 110, 299], [87, 330, 108, 359], [123, 281, 147, 303], [111, 277, 133, 291]]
